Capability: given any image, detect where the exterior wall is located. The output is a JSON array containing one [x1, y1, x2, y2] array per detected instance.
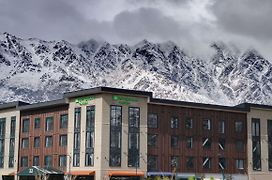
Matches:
[[148, 104, 248, 178], [67, 93, 148, 180], [247, 108, 272, 180], [19, 106, 68, 172], [0, 108, 20, 180]]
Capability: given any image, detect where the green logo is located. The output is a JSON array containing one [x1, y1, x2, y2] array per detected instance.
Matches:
[[75, 96, 95, 105], [112, 95, 139, 105]]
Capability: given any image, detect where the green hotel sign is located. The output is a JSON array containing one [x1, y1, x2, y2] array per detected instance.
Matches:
[[75, 96, 96, 105], [112, 95, 139, 105]]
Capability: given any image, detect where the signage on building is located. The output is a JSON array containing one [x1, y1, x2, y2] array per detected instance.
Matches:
[[112, 95, 139, 105], [29, 168, 33, 174], [75, 96, 96, 105]]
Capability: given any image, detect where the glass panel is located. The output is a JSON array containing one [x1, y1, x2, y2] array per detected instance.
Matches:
[[185, 117, 193, 129], [202, 138, 211, 149], [218, 120, 225, 134], [33, 156, 39, 166], [22, 119, 29, 133], [21, 157, 28, 167], [73, 153, 80, 167], [10, 117, 16, 137], [59, 155, 67, 167], [34, 118, 40, 129], [60, 135, 67, 147], [202, 157, 211, 169], [148, 134, 157, 147], [186, 157, 194, 169], [34, 137, 40, 148], [170, 117, 179, 128], [85, 153, 94, 166], [22, 138, 29, 148], [171, 135, 179, 147], [45, 117, 53, 131], [44, 155, 52, 167], [45, 136, 53, 148], [203, 119, 211, 130], [60, 114, 68, 129], [148, 155, 158, 171], [235, 121, 243, 132], [148, 114, 158, 128]]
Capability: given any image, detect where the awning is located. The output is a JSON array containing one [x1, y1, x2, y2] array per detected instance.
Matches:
[[18, 166, 63, 176], [65, 171, 95, 176], [147, 172, 174, 176], [108, 171, 144, 177]]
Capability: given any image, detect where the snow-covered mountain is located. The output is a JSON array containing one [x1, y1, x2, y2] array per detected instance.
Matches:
[[0, 32, 271, 106]]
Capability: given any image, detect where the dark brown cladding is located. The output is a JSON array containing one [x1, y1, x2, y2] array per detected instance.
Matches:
[[19, 105, 69, 172], [147, 104, 247, 175]]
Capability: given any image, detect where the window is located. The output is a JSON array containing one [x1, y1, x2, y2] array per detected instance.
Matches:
[[74, 108, 81, 130], [10, 116, 16, 137], [170, 156, 179, 168], [252, 118, 261, 171], [170, 117, 179, 128], [219, 157, 226, 169], [59, 135, 67, 147], [148, 155, 158, 171], [73, 153, 80, 167], [148, 134, 157, 147], [21, 156, 28, 167], [45, 117, 53, 131], [171, 135, 179, 147], [148, 114, 158, 128], [235, 121, 243, 132], [218, 120, 225, 134], [44, 155, 52, 167], [218, 139, 225, 150], [45, 136, 53, 148], [203, 157, 211, 169], [0, 118, 5, 138], [34, 118, 40, 129], [0, 156, 3, 168], [60, 114, 68, 129], [34, 137, 40, 148], [22, 118, 29, 133], [33, 156, 39, 166], [8, 157, 14, 168], [59, 155, 67, 167], [203, 119, 211, 130], [85, 153, 94, 166], [186, 137, 193, 149], [186, 157, 194, 169], [185, 117, 193, 129], [9, 138, 15, 168], [236, 159, 244, 170], [22, 138, 29, 148], [74, 133, 80, 149], [202, 138, 211, 149], [236, 140, 244, 152], [109, 106, 122, 167], [86, 106, 95, 167]]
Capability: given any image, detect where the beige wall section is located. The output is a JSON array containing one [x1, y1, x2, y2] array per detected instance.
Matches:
[[247, 108, 272, 180], [67, 93, 148, 180], [0, 108, 20, 180]]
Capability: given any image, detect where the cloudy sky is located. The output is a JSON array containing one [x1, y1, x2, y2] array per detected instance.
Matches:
[[0, 0, 272, 58]]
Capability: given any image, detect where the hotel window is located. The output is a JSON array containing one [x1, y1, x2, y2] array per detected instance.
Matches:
[[148, 155, 158, 171], [73, 108, 81, 167], [22, 138, 29, 148], [10, 117, 16, 137], [170, 156, 179, 168], [171, 135, 179, 148], [33, 156, 39, 166], [22, 118, 29, 133], [59, 134, 67, 147], [267, 120, 272, 170], [85, 106, 95, 166], [109, 105, 122, 167], [128, 107, 140, 167], [203, 119, 211, 130], [186, 137, 193, 149], [0, 139, 4, 155], [34, 118, 40, 129], [202, 157, 211, 169], [202, 137, 211, 149], [186, 157, 194, 169], [185, 117, 193, 129], [235, 121, 243, 132], [218, 138, 225, 151], [219, 157, 226, 170], [73, 153, 80, 167], [148, 134, 157, 147], [8, 157, 14, 168], [148, 113, 158, 128], [45, 136, 53, 148], [44, 155, 52, 167], [235, 140, 244, 152], [34, 137, 40, 148], [59, 155, 67, 167], [0, 118, 5, 168], [21, 156, 28, 167], [236, 159, 244, 170], [60, 114, 68, 129], [171, 117, 179, 128], [45, 117, 54, 131], [218, 120, 225, 134], [0, 156, 3, 168], [252, 118, 261, 170]]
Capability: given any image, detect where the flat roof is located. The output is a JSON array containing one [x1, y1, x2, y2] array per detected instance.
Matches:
[[18, 99, 67, 111], [64, 86, 153, 98], [0, 101, 29, 111], [235, 103, 272, 110]]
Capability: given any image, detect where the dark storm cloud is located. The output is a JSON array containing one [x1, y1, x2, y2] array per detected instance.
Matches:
[[211, 0, 272, 40]]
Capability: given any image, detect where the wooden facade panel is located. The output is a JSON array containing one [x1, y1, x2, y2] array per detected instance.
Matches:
[[19, 105, 68, 172], [148, 104, 247, 174]]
